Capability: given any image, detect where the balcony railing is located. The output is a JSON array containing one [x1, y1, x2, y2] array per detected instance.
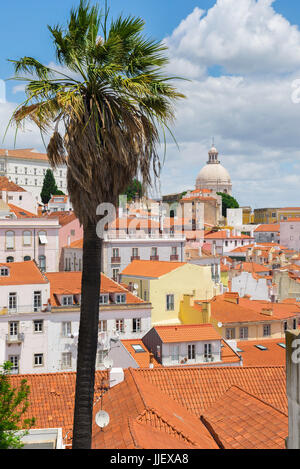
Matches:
[[170, 254, 179, 261], [111, 256, 121, 264], [131, 256, 140, 261], [6, 333, 24, 344], [150, 255, 159, 261]]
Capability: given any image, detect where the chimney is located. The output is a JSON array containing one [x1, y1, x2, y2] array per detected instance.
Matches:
[[109, 368, 124, 388], [201, 301, 211, 323], [224, 292, 239, 304], [286, 330, 300, 449]]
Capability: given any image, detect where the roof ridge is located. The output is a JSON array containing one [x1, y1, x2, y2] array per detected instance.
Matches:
[[225, 385, 288, 417]]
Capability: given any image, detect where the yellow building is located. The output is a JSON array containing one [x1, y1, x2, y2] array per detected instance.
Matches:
[[179, 292, 299, 341], [120, 260, 218, 325], [241, 206, 254, 224], [254, 207, 300, 224]]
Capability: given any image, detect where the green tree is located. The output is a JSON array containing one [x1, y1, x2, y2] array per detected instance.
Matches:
[[124, 179, 143, 202], [217, 192, 239, 218], [0, 362, 35, 449], [9, 0, 183, 448], [40, 168, 65, 204]]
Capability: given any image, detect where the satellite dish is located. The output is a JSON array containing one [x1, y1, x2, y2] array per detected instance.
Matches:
[[103, 356, 113, 369], [95, 410, 110, 429], [217, 322, 223, 328]]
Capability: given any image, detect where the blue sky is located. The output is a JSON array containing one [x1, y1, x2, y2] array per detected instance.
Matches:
[[1, 0, 300, 208]]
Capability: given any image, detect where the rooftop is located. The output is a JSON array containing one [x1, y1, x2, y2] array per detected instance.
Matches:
[[121, 259, 186, 278], [0, 176, 26, 192], [153, 324, 221, 343], [0, 260, 48, 286]]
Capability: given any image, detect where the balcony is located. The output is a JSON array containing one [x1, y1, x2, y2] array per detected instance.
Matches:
[[131, 256, 140, 261], [150, 255, 159, 261], [6, 333, 24, 344], [111, 256, 121, 264], [170, 254, 179, 261]]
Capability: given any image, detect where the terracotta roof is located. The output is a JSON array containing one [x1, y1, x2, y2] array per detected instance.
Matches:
[[237, 339, 286, 367], [201, 386, 288, 449], [49, 195, 68, 204], [153, 324, 221, 343], [0, 148, 49, 161], [255, 224, 280, 232], [108, 217, 159, 230], [121, 259, 186, 278], [134, 365, 287, 415], [236, 262, 271, 273], [46, 271, 145, 306], [66, 239, 83, 249], [8, 204, 37, 218], [0, 176, 26, 192], [205, 230, 252, 240], [121, 340, 162, 368], [0, 260, 48, 286], [43, 211, 77, 226]]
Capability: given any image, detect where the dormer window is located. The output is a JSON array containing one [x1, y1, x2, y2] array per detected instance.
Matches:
[[100, 294, 109, 305], [0, 267, 9, 276], [115, 293, 126, 304], [62, 295, 73, 306]]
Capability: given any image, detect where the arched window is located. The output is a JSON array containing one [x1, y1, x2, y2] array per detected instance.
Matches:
[[24, 256, 31, 261], [6, 256, 14, 263], [38, 255, 46, 272], [23, 231, 32, 246], [38, 231, 48, 245], [5, 231, 15, 250]]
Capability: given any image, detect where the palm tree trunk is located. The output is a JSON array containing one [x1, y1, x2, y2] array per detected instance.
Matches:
[[72, 220, 102, 449]]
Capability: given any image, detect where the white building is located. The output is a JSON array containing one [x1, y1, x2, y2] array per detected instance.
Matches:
[[47, 195, 72, 213], [0, 268, 152, 374], [0, 176, 38, 214], [204, 229, 254, 256], [0, 148, 67, 202]]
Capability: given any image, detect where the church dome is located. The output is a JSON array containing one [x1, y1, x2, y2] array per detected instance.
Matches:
[[195, 145, 232, 194]]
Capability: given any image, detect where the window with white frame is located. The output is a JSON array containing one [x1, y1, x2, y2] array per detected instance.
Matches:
[[99, 320, 107, 332], [9, 355, 19, 374], [115, 319, 124, 333], [112, 248, 119, 258], [34, 354, 43, 367], [62, 322, 72, 337], [38, 231, 48, 245], [188, 344, 196, 360], [112, 268, 119, 281], [5, 231, 14, 250], [263, 324, 271, 337], [132, 248, 139, 257], [9, 321, 18, 337], [151, 247, 158, 257], [61, 352, 72, 369], [33, 320, 43, 333], [171, 246, 177, 256], [0, 267, 9, 276], [100, 294, 109, 305], [96, 350, 107, 366], [225, 328, 235, 340], [38, 255, 46, 272], [204, 343, 212, 358], [239, 327, 248, 340], [62, 295, 73, 306], [115, 293, 126, 304], [8, 293, 17, 312], [166, 294, 174, 311], [132, 318, 141, 333], [33, 291, 42, 312], [171, 344, 179, 362]]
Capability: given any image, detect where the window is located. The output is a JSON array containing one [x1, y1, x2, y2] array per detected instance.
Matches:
[[0, 267, 9, 276], [132, 318, 141, 333], [225, 328, 236, 340], [24, 167, 27, 175], [116, 293, 126, 304], [112, 248, 119, 258], [8, 293, 17, 312], [38, 231, 48, 245], [166, 294, 174, 311], [96, 350, 107, 366], [100, 294, 109, 305], [239, 327, 248, 340], [9, 321, 18, 337], [34, 168, 37, 175], [112, 268, 119, 282], [132, 248, 139, 257], [24, 256, 31, 261], [115, 319, 124, 333], [171, 345, 179, 362], [293, 319, 297, 330], [263, 324, 271, 337], [151, 247, 158, 257], [38, 255, 46, 272], [6, 256, 14, 263], [131, 344, 145, 353], [25, 178, 28, 185], [34, 354, 43, 367], [61, 352, 72, 369], [171, 247, 177, 256], [9, 356, 19, 374], [62, 295, 73, 306], [33, 291, 42, 312], [62, 322, 72, 337], [34, 320, 43, 333], [284, 321, 288, 332], [204, 343, 212, 358], [5, 231, 14, 250], [99, 320, 107, 332], [188, 344, 196, 360], [15, 166, 18, 174]]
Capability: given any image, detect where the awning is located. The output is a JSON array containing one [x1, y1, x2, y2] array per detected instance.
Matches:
[[39, 234, 48, 245]]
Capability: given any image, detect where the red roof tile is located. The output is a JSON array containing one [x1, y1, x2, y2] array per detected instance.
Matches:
[[153, 324, 221, 343]]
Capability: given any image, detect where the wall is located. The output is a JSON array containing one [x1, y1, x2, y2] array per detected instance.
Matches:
[[231, 271, 271, 301]]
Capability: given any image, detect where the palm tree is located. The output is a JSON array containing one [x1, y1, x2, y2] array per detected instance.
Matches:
[[9, 0, 184, 448]]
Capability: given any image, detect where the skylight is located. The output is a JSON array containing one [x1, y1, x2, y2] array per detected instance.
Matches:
[[277, 343, 286, 349], [255, 345, 268, 351], [131, 344, 145, 353]]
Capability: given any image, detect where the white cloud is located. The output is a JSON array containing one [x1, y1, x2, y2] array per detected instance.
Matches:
[[159, 0, 300, 207]]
